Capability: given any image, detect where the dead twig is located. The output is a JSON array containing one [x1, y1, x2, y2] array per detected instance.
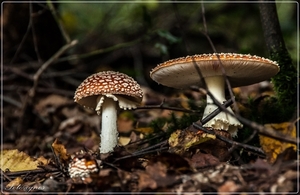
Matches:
[[114, 144, 169, 162], [192, 123, 266, 158], [10, 4, 32, 64], [1, 169, 12, 181], [47, 0, 71, 43], [17, 40, 78, 134], [29, 3, 42, 62], [29, 40, 78, 98], [200, 3, 240, 115], [2, 96, 23, 108], [55, 38, 142, 63], [200, 88, 298, 145], [3, 168, 59, 179], [4, 85, 75, 97], [136, 100, 202, 114], [3, 66, 33, 81], [116, 99, 235, 162], [201, 98, 233, 126], [129, 140, 168, 157]]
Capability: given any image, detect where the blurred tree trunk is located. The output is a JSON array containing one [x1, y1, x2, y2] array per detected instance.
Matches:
[[258, 1, 297, 118]]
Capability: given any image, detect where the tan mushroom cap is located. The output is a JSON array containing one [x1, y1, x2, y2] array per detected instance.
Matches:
[[74, 71, 143, 109], [150, 53, 280, 88]]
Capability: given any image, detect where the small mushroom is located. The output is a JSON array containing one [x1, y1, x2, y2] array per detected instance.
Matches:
[[150, 53, 279, 136], [74, 71, 143, 153]]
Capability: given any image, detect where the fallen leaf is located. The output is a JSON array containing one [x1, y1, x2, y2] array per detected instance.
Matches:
[[6, 177, 24, 188], [59, 116, 83, 133], [190, 152, 220, 168], [118, 111, 134, 133], [135, 127, 155, 134], [149, 152, 191, 173], [52, 139, 70, 163], [137, 171, 157, 190], [260, 122, 297, 163], [168, 129, 216, 154], [34, 94, 69, 117], [0, 149, 41, 171], [118, 136, 131, 146], [218, 180, 240, 193]]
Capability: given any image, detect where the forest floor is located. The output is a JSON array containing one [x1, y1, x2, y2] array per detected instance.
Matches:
[[1, 76, 298, 194]]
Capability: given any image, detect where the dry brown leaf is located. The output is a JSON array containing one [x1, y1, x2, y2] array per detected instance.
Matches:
[[190, 152, 220, 168], [34, 94, 69, 117], [260, 122, 297, 163], [118, 112, 134, 133], [0, 149, 40, 171], [59, 116, 83, 133], [51, 139, 70, 163], [36, 156, 49, 166], [218, 180, 240, 193], [137, 171, 157, 190]]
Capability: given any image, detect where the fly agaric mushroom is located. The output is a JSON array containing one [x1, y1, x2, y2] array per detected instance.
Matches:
[[74, 71, 143, 153], [150, 53, 279, 136]]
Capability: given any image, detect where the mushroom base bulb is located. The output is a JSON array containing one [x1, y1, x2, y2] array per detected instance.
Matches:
[[202, 76, 243, 137], [202, 104, 242, 137]]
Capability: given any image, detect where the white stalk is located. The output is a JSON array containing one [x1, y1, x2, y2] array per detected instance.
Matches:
[[202, 76, 242, 136], [99, 97, 118, 153]]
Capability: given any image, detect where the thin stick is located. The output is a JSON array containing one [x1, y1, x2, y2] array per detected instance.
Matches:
[[200, 3, 240, 115], [17, 40, 77, 134], [29, 40, 78, 98], [131, 140, 168, 156], [10, 4, 32, 64], [29, 3, 42, 62], [192, 123, 266, 157], [201, 98, 233, 125], [3, 168, 59, 178], [201, 88, 298, 145], [3, 66, 33, 81], [55, 38, 141, 63], [1, 169, 12, 181], [136, 103, 202, 114], [47, 1, 71, 43], [114, 146, 169, 162]]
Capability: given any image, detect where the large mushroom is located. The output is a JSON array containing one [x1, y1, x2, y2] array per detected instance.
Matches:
[[74, 71, 143, 153], [150, 53, 279, 136]]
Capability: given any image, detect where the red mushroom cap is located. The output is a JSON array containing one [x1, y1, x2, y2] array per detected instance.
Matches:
[[74, 71, 143, 110]]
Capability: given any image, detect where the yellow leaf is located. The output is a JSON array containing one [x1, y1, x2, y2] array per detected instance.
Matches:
[[6, 177, 24, 188], [260, 122, 297, 163], [118, 136, 131, 146], [135, 127, 155, 134], [0, 150, 40, 172], [179, 93, 190, 110], [169, 129, 216, 154]]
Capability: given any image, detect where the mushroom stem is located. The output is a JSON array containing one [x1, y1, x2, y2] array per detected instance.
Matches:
[[99, 97, 118, 153], [202, 76, 242, 136]]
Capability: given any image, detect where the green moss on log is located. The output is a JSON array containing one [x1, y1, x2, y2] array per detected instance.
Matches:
[[270, 47, 297, 108]]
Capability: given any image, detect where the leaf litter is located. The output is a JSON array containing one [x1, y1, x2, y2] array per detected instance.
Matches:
[[1, 85, 298, 193]]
